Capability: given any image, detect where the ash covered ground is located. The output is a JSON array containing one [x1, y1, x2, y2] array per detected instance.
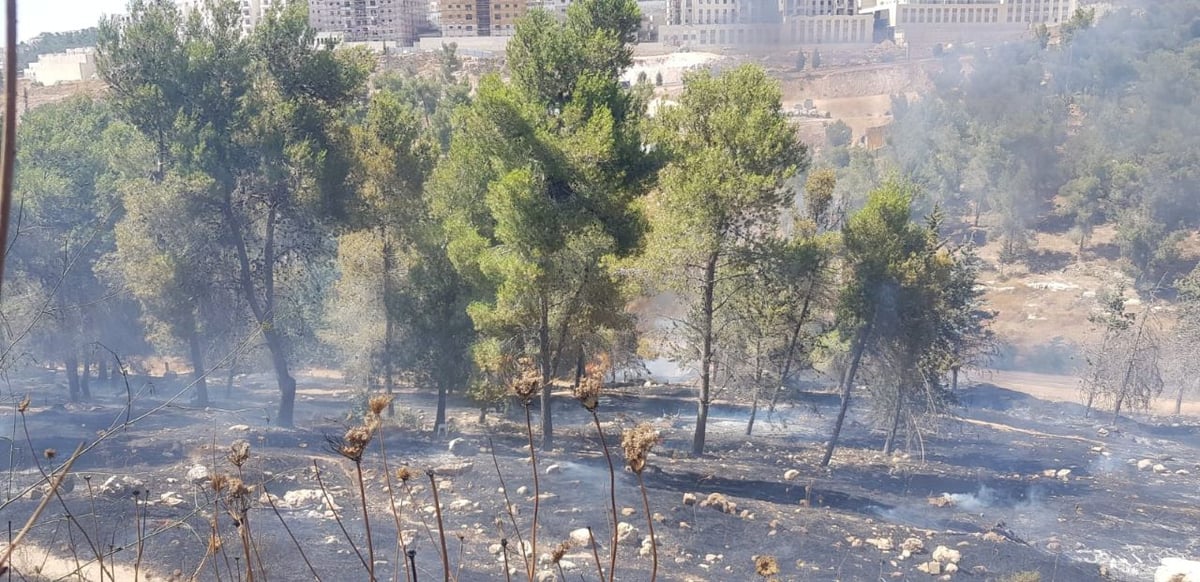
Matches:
[[2, 369, 1198, 581]]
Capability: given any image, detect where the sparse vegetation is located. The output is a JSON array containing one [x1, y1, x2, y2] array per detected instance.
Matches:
[[1, 0, 1200, 580]]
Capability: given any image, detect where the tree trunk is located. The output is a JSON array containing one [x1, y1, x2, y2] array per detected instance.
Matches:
[[882, 384, 903, 455], [1177, 385, 1185, 416], [382, 231, 396, 417], [1111, 393, 1125, 424], [539, 296, 554, 451], [950, 366, 959, 392], [693, 252, 719, 457], [820, 317, 874, 468], [79, 354, 91, 400], [65, 354, 80, 403], [746, 386, 760, 436], [1084, 391, 1095, 418], [97, 357, 109, 383], [188, 330, 209, 406], [265, 329, 297, 427], [223, 192, 296, 427]]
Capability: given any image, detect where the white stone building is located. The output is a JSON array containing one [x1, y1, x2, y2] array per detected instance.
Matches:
[[24, 48, 97, 85]]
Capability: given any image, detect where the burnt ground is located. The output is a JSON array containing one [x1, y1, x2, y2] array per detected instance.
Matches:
[[1, 369, 1197, 581]]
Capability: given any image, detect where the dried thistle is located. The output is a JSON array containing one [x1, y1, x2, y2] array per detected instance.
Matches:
[[621, 423, 658, 474], [396, 466, 414, 482], [573, 373, 602, 412], [43, 448, 57, 460], [509, 356, 541, 405], [754, 555, 780, 578], [550, 540, 571, 564], [228, 440, 251, 468], [18, 393, 30, 413], [368, 394, 393, 417], [226, 477, 250, 499], [327, 425, 373, 462], [211, 473, 229, 493]]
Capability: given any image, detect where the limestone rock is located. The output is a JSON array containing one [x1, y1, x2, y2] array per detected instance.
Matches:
[[700, 492, 737, 514], [932, 546, 961, 564], [901, 537, 925, 555], [1156, 557, 1200, 582], [448, 438, 479, 457], [784, 469, 800, 481], [917, 560, 942, 575], [866, 537, 894, 551], [617, 522, 639, 546], [544, 464, 562, 475], [186, 464, 210, 485], [1138, 459, 1154, 471], [433, 461, 474, 476], [570, 528, 592, 547], [683, 492, 697, 506]]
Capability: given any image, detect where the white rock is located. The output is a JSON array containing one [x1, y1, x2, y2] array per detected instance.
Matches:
[[283, 488, 341, 511], [1056, 469, 1071, 479], [160, 492, 186, 507], [517, 486, 529, 496], [1156, 558, 1200, 582], [545, 464, 562, 475], [448, 499, 474, 511], [866, 538, 894, 551], [570, 528, 593, 547], [186, 464, 210, 484], [901, 537, 925, 554], [932, 546, 961, 564], [1154, 463, 1169, 473], [784, 469, 800, 481], [1177, 469, 1191, 475], [448, 438, 478, 457], [229, 424, 251, 432], [1138, 459, 1154, 471], [617, 522, 639, 546]]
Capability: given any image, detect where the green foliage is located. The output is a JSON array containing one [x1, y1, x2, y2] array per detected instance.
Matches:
[[804, 168, 837, 228], [644, 63, 808, 454], [824, 120, 853, 148], [429, 0, 650, 447]]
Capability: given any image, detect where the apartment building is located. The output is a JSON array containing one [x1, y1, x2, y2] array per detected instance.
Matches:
[[440, 0, 528, 36], [178, 0, 281, 34], [861, 0, 1075, 45], [309, 0, 426, 44], [660, 0, 873, 47]]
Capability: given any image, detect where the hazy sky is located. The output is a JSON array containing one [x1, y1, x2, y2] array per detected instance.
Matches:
[[17, 0, 128, 41]]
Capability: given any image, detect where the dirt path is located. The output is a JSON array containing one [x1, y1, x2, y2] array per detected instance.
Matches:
[[980, 368, 1200, 417]]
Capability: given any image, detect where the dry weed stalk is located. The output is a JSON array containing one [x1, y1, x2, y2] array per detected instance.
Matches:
[[426, 469, 451, 582], [573, 359, 618, 582], [370, 394, 414, 582], [0, 442, 85, 577], [510, 357, 543, 582], [324, 395, 391, 582], [622, 423, 659, 582], [487, 438, 531, 577]]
